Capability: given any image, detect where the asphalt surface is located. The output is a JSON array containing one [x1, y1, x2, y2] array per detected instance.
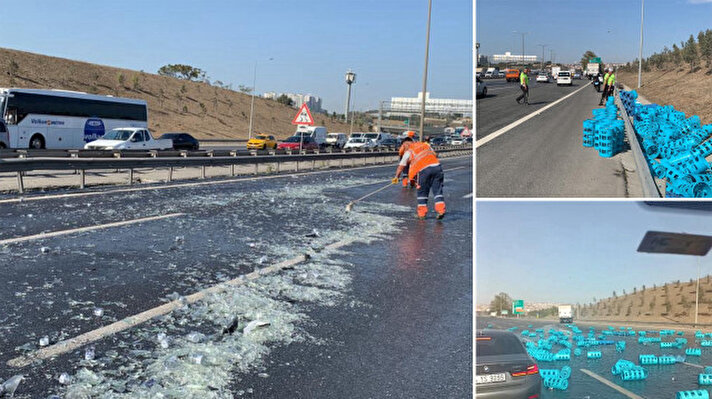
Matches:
[[0, 155, 472, 398], [476, 79, 642, 197], [476, 316, 712, 398]]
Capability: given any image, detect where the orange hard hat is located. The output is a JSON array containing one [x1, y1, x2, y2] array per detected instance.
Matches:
[[406, 131, 415, 138]]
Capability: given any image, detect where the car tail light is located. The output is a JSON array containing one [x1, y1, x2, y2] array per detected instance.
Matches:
[[511, 364, 538, 377], [528, 395, 539, 399]]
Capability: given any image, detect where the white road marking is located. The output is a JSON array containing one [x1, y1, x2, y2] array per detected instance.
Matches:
[[580, 369, 644, 399], [0, 155, 471, 204], [7, 237, 357, 368], [476, 82, 591, 148], [0, 213, 184, 245], [463, 193, 473, 198]]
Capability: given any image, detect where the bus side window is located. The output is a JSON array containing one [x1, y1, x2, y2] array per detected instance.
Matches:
[[0, 121, 6, 132]]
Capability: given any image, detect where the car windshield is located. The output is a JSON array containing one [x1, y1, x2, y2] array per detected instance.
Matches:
[[255, 135, 269, 140], [476, 334, 526, 357], [349, 138, 365, 143], [365, 133, 379, 139], [327, 134, 341, 138], [102, 130, 134, 141], [559, 72, 570, 77], [294, 131, 312, 137], [284, 136, 304, 143], [160, 133, 179, 139], [350, 133, 363, 138]]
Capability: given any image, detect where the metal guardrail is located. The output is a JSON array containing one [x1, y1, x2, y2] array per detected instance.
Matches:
[[614, 91, 661, 198], [0, 145, 472, 193]]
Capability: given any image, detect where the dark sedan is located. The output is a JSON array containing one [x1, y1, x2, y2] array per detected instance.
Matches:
[[476, 330, 541, 398], [159, 133, 200, 150]]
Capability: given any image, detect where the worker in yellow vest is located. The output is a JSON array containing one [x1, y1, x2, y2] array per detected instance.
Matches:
[[392, 137, 445, 219], [515, 68, 530, 105], [599, 68, 614, 105]]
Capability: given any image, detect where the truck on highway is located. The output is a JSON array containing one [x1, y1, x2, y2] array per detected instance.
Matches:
[[558, 305, 573, 324], [551, 66, 561, 80], [485, 67, 500, 78], [84, 127, 173, 150], [586, 62, 601, 79]]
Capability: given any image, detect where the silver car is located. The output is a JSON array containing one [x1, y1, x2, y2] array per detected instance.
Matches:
[[476, 330, 541, 398]]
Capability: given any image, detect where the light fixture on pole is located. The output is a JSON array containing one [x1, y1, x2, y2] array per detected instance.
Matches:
[[419, 0, 433, 142], [248, 57, 273, 140], [637, 230, 712, 327], [344, 70, 356, 124]]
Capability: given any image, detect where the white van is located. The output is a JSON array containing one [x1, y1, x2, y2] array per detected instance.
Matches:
[[363, 132, 391, 146], [326, 132, 347, 148], [294, 125, 328, 147]]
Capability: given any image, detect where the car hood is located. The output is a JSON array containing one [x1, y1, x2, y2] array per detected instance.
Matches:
[[248, 139, 267, 144], [86, 139, 126, 147]]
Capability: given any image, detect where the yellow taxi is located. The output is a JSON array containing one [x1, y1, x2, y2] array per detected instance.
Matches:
[[246, 134, 278, 150]]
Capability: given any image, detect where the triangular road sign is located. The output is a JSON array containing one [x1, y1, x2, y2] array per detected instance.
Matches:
[[291, 103, 315, 125]]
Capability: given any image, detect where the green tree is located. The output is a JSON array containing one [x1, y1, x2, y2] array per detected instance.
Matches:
[[276, 94, 294, 106], [489, 292, 513, 315], [157, 64, 206, 81], [8, 59, 19, 84], [580, 50, 598, 72], [238, 84, 253, 94], [117, 73, 125, 88], [672, 44, 682, 63], [132, 75, 140, 91], [683, 34, 699, 71]]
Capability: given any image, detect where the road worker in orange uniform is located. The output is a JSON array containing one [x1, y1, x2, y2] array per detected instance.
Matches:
[[398, 131, 417, 188], [392, 137, 446, 219]]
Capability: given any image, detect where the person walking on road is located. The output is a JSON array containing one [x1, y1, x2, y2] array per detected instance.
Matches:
[[515, 68, 530, 105], [392, 137, 446, 220], [599, 68, 613, 105]]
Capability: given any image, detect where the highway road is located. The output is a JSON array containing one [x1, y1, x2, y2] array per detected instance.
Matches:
[[477, 316, 710, 398], [476, 78, 643, 197], [0, 156, 472, 398]]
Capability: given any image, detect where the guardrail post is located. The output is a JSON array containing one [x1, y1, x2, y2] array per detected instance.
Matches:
[[201, 165, 206, 179], [79, 169, 85, 189], [230, 164, 235, 177], [16, 171, 24, 194], [296, 160, 299, 172], [128, 169, 134, 185], [276, 161, 280, 173], [312, 159, 316, 170], [167, 167, 173, 182], [254, 162, 258, 175]]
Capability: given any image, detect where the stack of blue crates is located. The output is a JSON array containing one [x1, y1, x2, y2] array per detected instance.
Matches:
[[582, 96, 625, 158]]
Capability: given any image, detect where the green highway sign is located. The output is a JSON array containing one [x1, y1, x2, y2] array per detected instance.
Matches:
[[512, 300, 524, 315]]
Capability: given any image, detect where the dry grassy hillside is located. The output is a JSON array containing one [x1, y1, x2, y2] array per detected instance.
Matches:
[[618, 69, 712, 126], [577, 276, 712, 325], [0, 47, 357, 139]]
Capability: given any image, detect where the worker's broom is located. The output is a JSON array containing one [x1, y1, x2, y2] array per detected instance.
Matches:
[[345, 182, 395, 212]]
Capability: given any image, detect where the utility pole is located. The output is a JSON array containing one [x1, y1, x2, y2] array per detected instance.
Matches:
[[537, 44, 547, 71], [638, 0, 645, 88], [344, 70, 356, 124], [513, 31, 530, 66], [419, 0, 433, 142], [378, 101, 383, 132]]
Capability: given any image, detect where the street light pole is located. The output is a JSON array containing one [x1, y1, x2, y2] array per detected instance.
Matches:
[[513, 31, 529, 66], [344, 70, 356, 124], [248, 58, 273, 140], [697, 256, 701, 326], [638, 0, 644, 88], [537, 44, 547, 71], [419, 0, 433, 142], [248, 62, 257, 140]]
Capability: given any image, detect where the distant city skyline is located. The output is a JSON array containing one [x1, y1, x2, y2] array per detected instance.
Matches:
[[0, 0, 472, 113], [477, 0, 712, 64]]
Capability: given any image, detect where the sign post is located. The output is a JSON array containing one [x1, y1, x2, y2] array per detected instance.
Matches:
[[512, 300, 524, 317], [637, 231, 712, 326]]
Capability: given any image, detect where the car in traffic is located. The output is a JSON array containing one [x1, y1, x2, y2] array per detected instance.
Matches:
[[573, 72, 582, 79], [277, 136, 318, 151], [476, 330, 541, 398], [497, 71, 506, 78], [325, 132, 347, 148], [293, 125, 327, 148], [378, 137, 398, 148], [505, 69, 521, 82], [556, 71, 573, 86], [477, 77, 487, 98], [451, 136, 464, 145], [84, 128, 173, 150], [246, 134, 278, 150], [158, 132, 199, 150], [344, 137, 376, 149], [464, 137, 473, 144], [535, 74, 549, 83], [431, 136, 447, 146]]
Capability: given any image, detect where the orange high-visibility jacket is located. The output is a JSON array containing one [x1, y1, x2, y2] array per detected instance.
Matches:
[[406, 142, 439, 181]]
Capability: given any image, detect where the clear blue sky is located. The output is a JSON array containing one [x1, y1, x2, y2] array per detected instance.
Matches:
[[477, 202, 712, 306], [0, 0, 472, 113], [476, 0, 712, 64]]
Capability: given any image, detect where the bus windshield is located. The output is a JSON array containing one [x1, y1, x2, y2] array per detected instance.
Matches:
[[101, 129, 134, 141]]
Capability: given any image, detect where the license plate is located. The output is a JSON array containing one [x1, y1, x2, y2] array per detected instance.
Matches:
[[475, 373, 506, 384]]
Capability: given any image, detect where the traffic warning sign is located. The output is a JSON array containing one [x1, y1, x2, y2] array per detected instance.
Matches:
[[291, 103, 315, 126]]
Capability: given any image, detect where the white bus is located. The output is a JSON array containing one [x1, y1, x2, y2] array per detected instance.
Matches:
[[0, 88, 148, 149]]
